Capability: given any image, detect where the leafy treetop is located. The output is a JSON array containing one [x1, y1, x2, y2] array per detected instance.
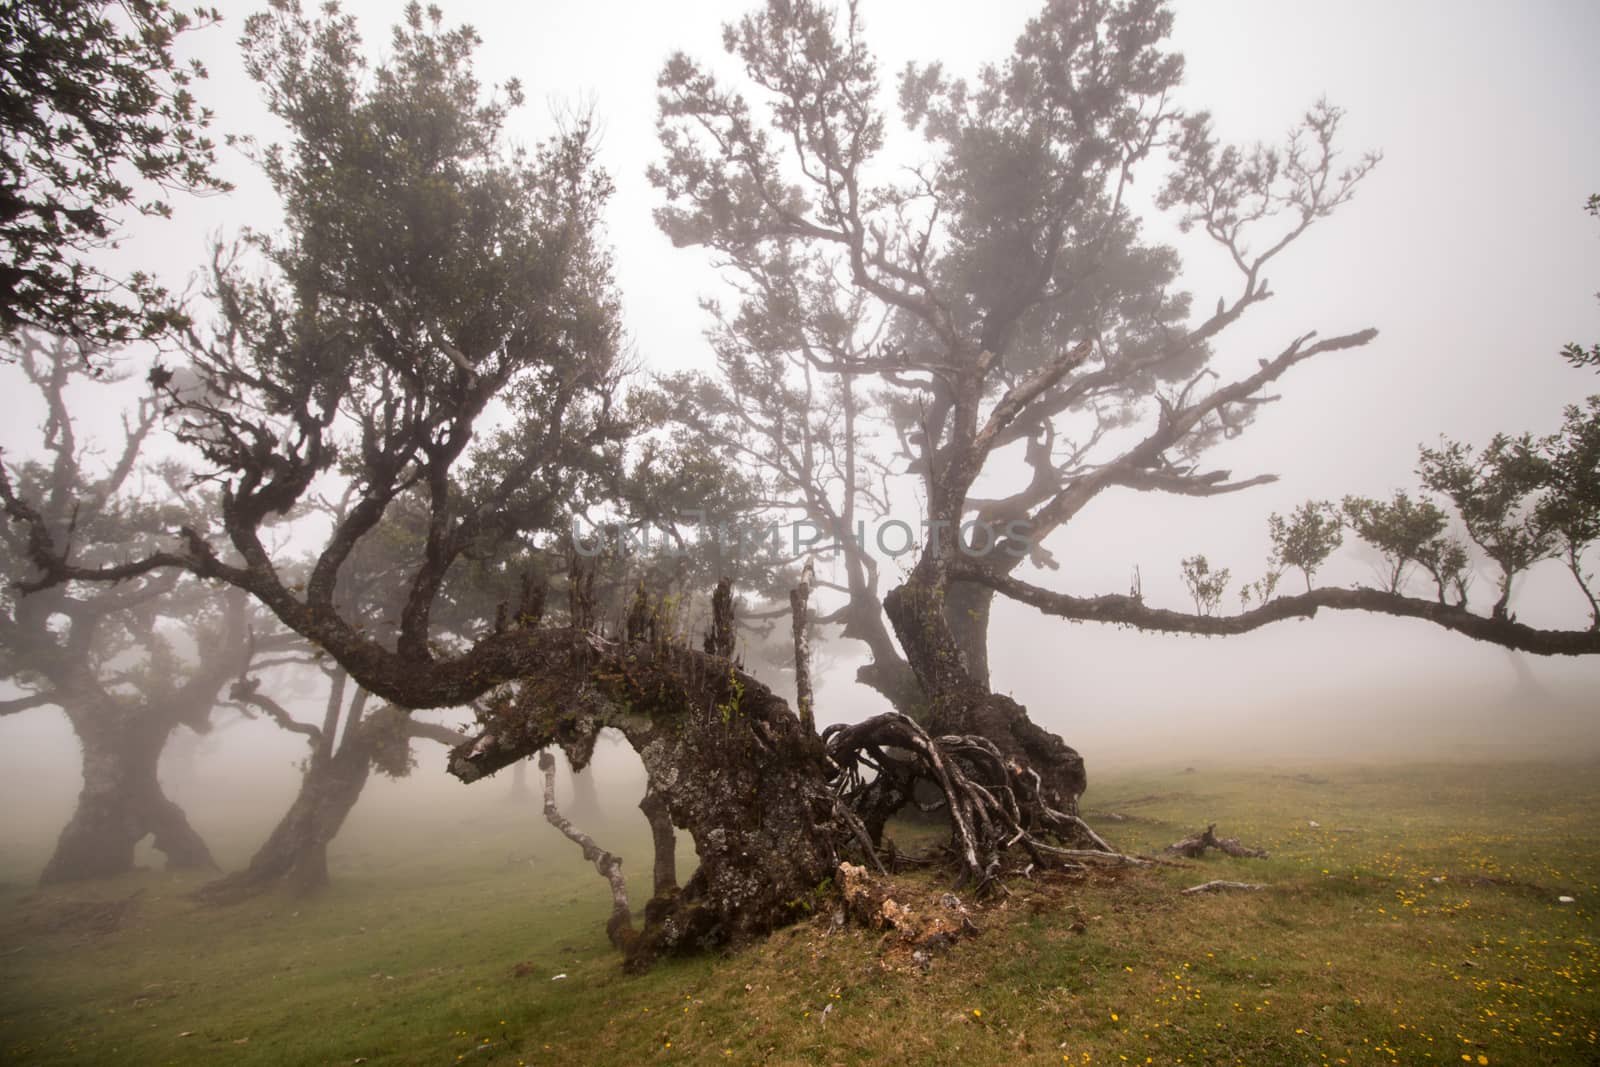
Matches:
[[1, 0, 229, 348]]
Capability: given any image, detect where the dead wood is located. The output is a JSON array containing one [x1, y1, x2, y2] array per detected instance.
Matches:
[[835, 861, 976, 951], [1181, 880, 1268, 895], [537, 751, 633, 951], [447, 580, 1135, 970], [1165, 824, 1269, 859]]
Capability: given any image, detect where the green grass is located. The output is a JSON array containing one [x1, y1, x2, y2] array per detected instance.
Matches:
[[2, 760, 1597, 1065]]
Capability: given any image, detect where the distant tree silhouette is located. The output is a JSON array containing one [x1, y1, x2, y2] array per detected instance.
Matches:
[[0, 334, 255, 882]]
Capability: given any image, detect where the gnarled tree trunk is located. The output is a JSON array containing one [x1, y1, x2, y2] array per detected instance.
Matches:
[[943, 579, 995, 691], [445, 554, 1115, 969], [41, 698, 215, 884], [449, 632, 841, 971], [198, 687, 449, 900], [884, 569, 1086, 813], [638, 785, 677, 898], [201, 744, 373, 899]]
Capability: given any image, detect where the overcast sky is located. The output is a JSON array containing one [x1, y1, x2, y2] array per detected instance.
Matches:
[[3, 0, 1597, 805]]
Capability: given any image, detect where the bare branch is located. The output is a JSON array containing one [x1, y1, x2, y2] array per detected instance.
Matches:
[[228, 678, 322, 741], [537, 751, 633, 950], [966, 568, 1600, 656], [1181, 880, 1267, 895], [405, 718, 470, 748], [0, 692, 56, 716]]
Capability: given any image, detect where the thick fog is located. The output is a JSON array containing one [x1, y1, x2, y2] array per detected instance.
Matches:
[[2, 0, 1598, 877]]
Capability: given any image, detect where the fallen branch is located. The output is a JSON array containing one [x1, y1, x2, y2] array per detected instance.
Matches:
[[1165, 824, 1268, 859], [835, 861, 976, 951], [1181, 880, 1268, 895]]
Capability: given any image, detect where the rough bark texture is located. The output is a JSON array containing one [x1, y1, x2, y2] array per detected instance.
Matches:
[[884, 571, 1087, 816], [638, 785, 678, 898], [41, 701, 215, 884], [969, 568, 1600, 656], [445, 571, 1137, 968], [943, 580, 994, 691], [448, 631, 840, 972], [5, 18, 1597, 986]]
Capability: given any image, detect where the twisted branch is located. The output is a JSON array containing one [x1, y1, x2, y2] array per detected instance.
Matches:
[[537, 751, 634, 950]]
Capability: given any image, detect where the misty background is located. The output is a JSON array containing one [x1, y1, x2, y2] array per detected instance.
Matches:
[[2, 0, 1597, 876]]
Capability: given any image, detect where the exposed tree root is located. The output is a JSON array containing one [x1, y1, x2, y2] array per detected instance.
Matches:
[[825, 712, 1146, 895], [1165, 824, 1269, 859], [445, 576, 1137, 970], [447, 643, 1140, 967]]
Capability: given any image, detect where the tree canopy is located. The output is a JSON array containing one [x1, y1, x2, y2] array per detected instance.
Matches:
[[0, 332, 256, 881], [1, 0, 228, 347]]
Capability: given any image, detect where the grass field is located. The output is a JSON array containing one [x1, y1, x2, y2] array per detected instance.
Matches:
[[2, 760, 1596, 1065]]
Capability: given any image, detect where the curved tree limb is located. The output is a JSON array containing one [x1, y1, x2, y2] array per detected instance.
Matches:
[[0, 691, 56, 716], [966, 567, 1600, 656], [537, 750, 634, 950], [227, 680, 322, 741], [404, 718, 470, 748]]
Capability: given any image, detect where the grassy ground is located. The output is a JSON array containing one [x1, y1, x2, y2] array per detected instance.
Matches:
[[1, 760, 1596, 1066]]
